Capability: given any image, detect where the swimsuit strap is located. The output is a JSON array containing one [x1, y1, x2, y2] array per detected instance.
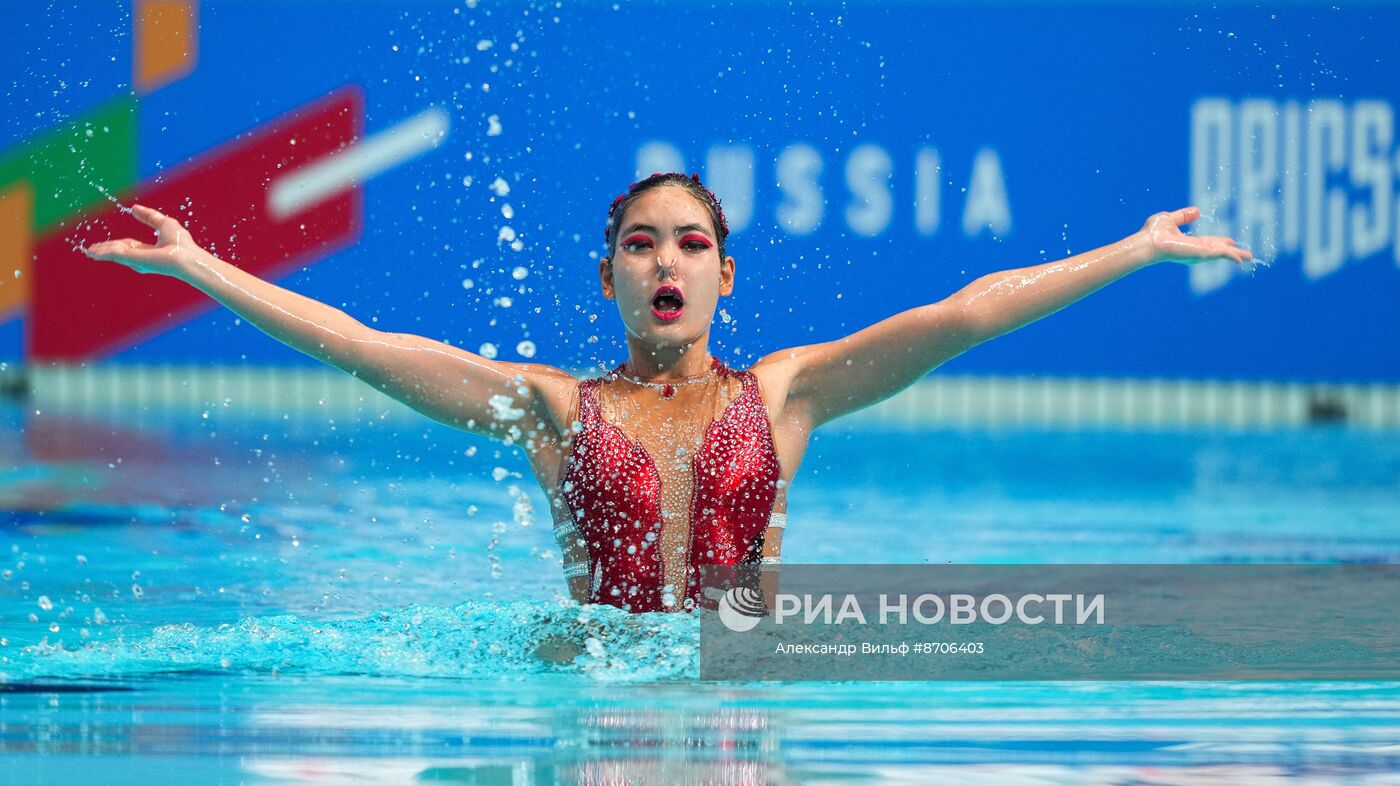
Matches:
[[558, 377, 604, 585], [576, 374, 604, 424]]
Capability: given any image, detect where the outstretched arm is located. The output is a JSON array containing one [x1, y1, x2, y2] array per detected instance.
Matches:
[[83, 204, 574, 443], [764, 207, 1254, 428]]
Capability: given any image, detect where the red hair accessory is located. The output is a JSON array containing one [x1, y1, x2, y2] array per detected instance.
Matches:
[[603, 172, 731, 243]]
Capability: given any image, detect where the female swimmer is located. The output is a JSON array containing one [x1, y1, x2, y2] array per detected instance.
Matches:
[[83, 171, 1252, 613]]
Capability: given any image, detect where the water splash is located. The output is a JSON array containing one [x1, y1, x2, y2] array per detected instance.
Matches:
[[4, 599, 700, 684]]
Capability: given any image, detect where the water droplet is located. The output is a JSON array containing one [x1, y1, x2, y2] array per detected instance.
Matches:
[[488, 394, 524, 421]]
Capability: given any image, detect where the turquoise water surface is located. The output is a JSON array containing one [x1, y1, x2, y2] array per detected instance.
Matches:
[[2, 401, 1398, 783]]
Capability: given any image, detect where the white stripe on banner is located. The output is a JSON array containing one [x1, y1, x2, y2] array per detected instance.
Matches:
[[267, 106, 451, 220]]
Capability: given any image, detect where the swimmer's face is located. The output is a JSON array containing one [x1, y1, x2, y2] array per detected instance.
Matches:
[[600, 185, 735, 348]]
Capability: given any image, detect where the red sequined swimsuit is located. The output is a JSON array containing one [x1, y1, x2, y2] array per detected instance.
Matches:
[[556, 357, 782, 613]]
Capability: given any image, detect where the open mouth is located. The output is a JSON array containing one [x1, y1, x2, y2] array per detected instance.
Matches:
[[651, 286, 684, 322]]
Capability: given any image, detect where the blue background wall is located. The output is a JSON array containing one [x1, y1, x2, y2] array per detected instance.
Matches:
[[3, 0, 1397, 381]]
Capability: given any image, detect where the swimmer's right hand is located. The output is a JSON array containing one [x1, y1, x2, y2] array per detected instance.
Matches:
[[82, 204, 201, 277]]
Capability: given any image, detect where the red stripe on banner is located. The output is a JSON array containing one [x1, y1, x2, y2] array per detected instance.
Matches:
[[29, 84, 365, 362]]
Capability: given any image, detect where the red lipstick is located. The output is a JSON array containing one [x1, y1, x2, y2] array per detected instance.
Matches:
[[651, 285, 685, 322]]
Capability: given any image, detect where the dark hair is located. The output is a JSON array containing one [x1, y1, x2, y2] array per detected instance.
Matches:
[[604, 172, 730, 261]]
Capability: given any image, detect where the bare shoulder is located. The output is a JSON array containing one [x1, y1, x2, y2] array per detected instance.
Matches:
[[750, 347, 805, 383], [749, 346, 821, 423], [503, 361, 579, 389], [495, 361, 582, 438], [751, 344, 823, 385]]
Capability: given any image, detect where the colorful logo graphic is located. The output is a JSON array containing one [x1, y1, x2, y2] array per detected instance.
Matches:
[[1, 0, 446, 362]]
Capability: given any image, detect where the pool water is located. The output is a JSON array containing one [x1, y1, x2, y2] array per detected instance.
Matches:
[[2, 401, 1398, 783]]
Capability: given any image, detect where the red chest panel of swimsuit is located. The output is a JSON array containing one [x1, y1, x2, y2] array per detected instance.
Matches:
[[560, 357, 780, 613]]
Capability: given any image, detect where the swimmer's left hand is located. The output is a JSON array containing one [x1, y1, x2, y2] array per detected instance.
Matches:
[[1138, 206, 1256, 268]]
